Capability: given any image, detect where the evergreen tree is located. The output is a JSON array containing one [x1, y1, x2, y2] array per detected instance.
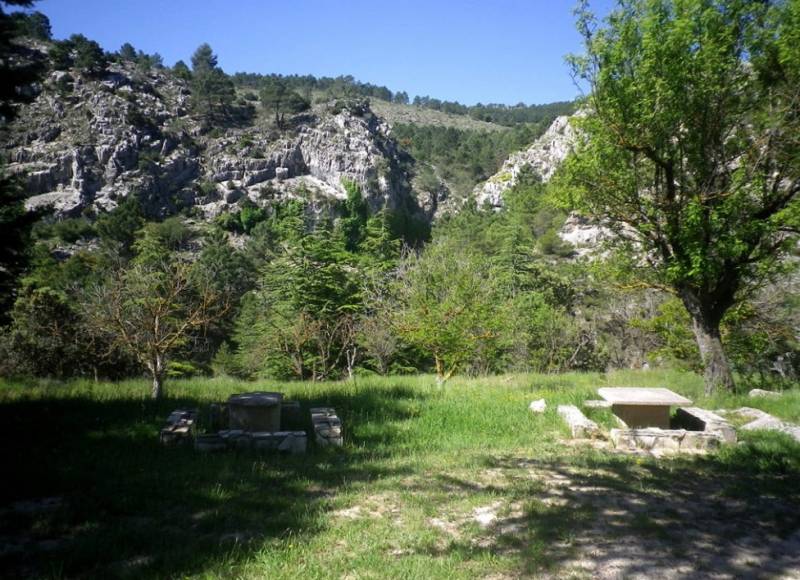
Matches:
[[172, 59, 191, 81], [50, 34, 107, 76], [0, 170, 38, 324], [10, 10, 50, 39], [118, 42, 136, 61], [189, 43, 235, 122], [259, 77, 309, 128]]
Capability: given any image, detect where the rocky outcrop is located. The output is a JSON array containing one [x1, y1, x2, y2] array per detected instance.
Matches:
[[3, 55, 421, 222], [473, 115, 578, 209], [5, 64, 201, 218]]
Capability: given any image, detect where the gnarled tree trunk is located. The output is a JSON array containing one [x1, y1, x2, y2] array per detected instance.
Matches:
[[680, 289, 735, 395]]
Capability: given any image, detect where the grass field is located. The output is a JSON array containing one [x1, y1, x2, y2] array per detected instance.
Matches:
[[2, 370, 799, 579]]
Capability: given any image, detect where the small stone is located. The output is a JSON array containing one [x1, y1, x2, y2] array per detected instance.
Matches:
[[528, 399, 547, 413], [748, 389, 781, 399]]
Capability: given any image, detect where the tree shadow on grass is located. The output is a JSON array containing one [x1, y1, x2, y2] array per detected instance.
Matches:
[[476, 436, 800, 578], [0, 384, 426, 578]]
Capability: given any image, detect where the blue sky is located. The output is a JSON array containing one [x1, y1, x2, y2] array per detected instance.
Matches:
[[35, 0, 615, 106]]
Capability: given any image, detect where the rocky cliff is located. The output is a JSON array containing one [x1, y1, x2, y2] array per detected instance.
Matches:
[[2, 55, 425, 222], [473, 115, 577, 209]]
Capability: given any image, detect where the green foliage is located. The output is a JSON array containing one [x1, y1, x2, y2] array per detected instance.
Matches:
[[633, 297, 702, 370], [0, 2, 46, 121], [338, 179, 368, 252], [172, 59, 191, 81], [0, 166, 38, 323], [233, 219, 362, 379], [33, 217, 96, 243], [50, 34, 107, 76], [395, 123, 546, 198], [10, 10, 50, 40], [259, 78, 310, 128], [189, 43, 236, 123], [132, 217, 192, 265], [359, 210, 401, 272], [559, 0, 800, 392], [388, 239, 508, 383], [239, 201, 269, 234], [95, 196, 144, 256], [0, 286, 80, 378], [136, 148, 161, 172], [215, 201, 269, 235], [118, 42, 136, 61], [195, 227, 254, 299]]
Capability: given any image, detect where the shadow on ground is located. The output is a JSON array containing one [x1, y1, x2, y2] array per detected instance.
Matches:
[[468, 440, 800, 579], [0, 385, 424, 579]]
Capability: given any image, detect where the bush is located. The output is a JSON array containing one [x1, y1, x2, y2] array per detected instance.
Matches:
[[33, 218, 96, 243], [198, 180, 218, 199], [136, 149, 161, 172], [148, 217, 192, 250], [215, 211, 242, 234], [239, 203, 268, 234]]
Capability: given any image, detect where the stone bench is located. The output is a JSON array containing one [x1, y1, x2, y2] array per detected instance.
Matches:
[[311, 407, 343, 447], [610, 428, 723, 452], [202, 429, 308, 453], [160, 409, 197, 446], [735, 409, 800, 443], [674, 407, 737, 443], [557, 405, 601, 439]]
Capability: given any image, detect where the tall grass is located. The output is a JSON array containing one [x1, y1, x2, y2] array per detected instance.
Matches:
[[1, 370, 798, 579]]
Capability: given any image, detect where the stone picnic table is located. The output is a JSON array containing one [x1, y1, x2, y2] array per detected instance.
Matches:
[[597, 387, 692, 429]]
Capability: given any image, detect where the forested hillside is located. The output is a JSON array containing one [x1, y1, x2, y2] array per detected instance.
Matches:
[[0, 5, 797, 397]]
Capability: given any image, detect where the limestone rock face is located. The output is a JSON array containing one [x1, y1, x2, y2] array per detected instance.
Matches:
[[3, 54, 422, 222], [473, 115, 577, 209], [557, 212, 618, 258]]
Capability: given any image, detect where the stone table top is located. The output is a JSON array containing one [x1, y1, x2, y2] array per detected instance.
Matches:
[[597, 387, 692, 407], [228, 392, 283, 407]]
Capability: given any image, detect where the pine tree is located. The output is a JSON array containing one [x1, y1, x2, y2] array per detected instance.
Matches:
[[189, 43, 235, 122]]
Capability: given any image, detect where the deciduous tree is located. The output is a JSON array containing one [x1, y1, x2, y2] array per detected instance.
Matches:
[[560, 0, 800, 393], [83, 260, 230, 398]]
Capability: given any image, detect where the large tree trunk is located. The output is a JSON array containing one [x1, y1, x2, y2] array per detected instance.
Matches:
[[680, 290, 735, 394]]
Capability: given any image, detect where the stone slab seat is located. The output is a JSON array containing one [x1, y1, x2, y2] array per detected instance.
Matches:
[[557, 405, 601, 439], [310, 407, 343, 447], [610, 428, 723, 452], [674, 407, 737, 443], [736, 410, 800, 443]]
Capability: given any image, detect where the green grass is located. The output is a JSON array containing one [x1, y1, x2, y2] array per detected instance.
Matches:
[[1, 370, 799, 579]]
